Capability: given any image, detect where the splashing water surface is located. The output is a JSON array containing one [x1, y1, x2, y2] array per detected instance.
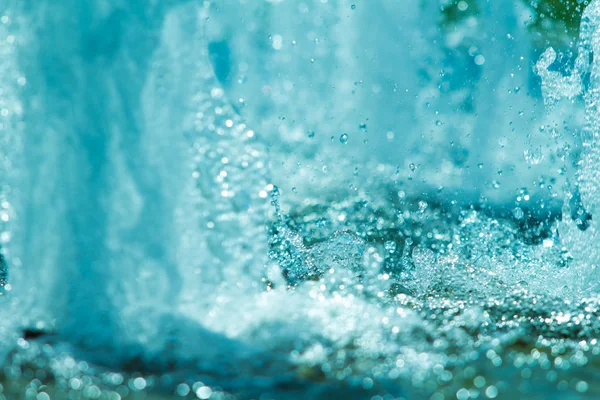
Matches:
[[3, 1, 600, 399]]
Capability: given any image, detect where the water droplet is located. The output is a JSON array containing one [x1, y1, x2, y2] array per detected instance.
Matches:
[[385, 241, 397, 254], [340, 133, 349, 144], [485, 386, 498, 399], [196, 386, 213, 400], [524, 147, 543, 165], [177, 384, 191, 396]]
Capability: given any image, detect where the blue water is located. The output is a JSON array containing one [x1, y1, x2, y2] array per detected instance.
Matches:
[[2, 0, 600, 399]]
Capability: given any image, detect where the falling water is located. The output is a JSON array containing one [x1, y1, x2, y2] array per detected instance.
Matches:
[[3, 0, 600, 399], [536, 0, 600, 295], [1, 0, 272, 368]]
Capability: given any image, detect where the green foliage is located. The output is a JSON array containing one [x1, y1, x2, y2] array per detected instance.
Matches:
[[441, 0, 590, 48], [441, 0, 479, 27], [526, 0, 589, 48]]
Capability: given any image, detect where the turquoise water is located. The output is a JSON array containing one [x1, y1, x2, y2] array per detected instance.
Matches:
[[2, 0, 600, 399]]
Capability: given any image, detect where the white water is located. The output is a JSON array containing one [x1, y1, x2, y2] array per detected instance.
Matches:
[[536, 0, 600, 295], [0, 1, 271, 368]]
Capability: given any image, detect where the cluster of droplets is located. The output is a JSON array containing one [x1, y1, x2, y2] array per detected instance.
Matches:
[[267, 187, 320, 285], [0, 8, 23, 296], [0, 337, 233, 400]]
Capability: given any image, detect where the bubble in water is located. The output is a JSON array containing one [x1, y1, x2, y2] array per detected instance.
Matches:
[[340, 133, 349, 144]]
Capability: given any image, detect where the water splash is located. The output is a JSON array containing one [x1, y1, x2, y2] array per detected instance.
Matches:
[[536, 0, 600, 295], [4, 1, 600, 399]]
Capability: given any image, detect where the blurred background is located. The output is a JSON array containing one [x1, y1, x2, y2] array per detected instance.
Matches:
[[205, 0, 589, 212]]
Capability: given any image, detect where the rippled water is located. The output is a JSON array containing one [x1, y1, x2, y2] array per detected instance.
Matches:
[[2, 0, 600, 399]]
